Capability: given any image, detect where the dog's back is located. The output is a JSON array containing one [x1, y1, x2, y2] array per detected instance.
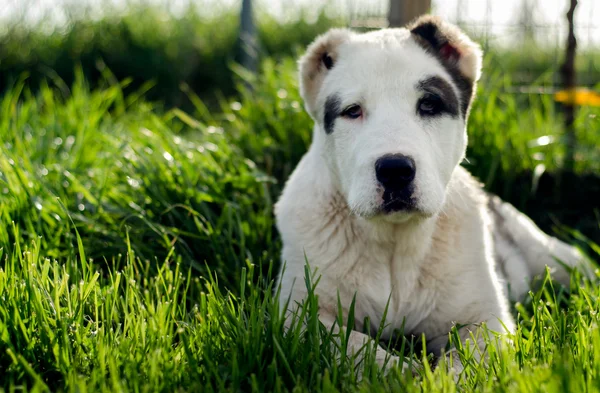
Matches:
[[488, 195, 593, 299]]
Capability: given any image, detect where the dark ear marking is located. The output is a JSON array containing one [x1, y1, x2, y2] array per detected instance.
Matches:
[[324, 94, 341, 134], [322, 52, 334, 70], [410, 21, 442, 49], [410, 21, 461, 65]]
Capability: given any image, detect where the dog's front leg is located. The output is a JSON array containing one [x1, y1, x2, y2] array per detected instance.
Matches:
[[280, 272, 417, 377], [281, 292, 409, 376], [317, 314, 404, 374], [319, 315, 407, 370]]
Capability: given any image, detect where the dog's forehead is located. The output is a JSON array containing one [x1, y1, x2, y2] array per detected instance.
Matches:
[[330, 29, 452, 92]]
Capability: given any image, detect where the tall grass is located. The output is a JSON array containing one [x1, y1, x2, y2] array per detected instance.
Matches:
[[1, 217, 600, 391], [0, 70, 276, 288]]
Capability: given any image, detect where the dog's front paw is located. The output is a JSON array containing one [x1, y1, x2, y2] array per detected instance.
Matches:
[[375, 353, 421, 377], [432, 351, 464, 382], [446, 360, 464, 382], [375, 352, 400, 369]]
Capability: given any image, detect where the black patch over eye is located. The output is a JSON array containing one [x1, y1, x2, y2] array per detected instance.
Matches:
[[417, 94, 445, 116], [341, 104, 362, 119], [322, 52, 334, 70], [324, 95, 341, 134]]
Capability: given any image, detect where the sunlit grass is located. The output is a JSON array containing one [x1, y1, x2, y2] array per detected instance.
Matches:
[[1, 226, 600, 392]]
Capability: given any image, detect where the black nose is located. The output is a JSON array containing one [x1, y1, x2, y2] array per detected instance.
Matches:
[[375, 155, 416, 190]]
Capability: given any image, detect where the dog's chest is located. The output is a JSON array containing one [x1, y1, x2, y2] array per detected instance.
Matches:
[[326, 241, 439, 337]]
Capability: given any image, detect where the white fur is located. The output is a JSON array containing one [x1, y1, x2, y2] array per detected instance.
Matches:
[[276, 19, 594, 375]]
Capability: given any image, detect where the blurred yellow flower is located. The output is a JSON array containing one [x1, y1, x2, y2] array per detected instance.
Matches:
[[554, 88, 600, 106]]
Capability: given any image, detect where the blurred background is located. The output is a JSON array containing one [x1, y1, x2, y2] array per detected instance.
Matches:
[[1, 0, 599, 105], [0, 0, 598, 276]]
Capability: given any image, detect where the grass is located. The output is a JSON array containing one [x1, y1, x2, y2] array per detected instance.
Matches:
[[2, 235, 600, 392], [0, 53, 599, 391]]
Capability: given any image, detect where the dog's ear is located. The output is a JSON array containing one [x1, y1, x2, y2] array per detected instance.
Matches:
[[299, 29, 353, 118], [408, 16, 482, 115], [408, 16, 482, 83]]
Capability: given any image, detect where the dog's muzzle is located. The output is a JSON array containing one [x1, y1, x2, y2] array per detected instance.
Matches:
[[375, 154, 416, 212]]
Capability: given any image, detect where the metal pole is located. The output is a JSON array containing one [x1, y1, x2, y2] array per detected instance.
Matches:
[[560, 0, 577, 173], [237, 0, 258, 73]]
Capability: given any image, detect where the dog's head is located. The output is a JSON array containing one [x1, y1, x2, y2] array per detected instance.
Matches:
[[299, 16, 482, 222]]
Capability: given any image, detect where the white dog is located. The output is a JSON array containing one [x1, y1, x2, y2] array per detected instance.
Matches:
[[275, 16, 592, 373]]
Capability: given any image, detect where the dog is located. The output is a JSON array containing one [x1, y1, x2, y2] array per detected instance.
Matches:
[[275, 15, 593, 374]]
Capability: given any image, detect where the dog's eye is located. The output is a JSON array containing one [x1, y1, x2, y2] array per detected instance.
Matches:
[[418, 95, 445, 116], [341, 104, 363, 119]]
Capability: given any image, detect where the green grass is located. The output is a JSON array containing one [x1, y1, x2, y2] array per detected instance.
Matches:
[[2, 234, 600, 392], [1, 56, 599, 391]]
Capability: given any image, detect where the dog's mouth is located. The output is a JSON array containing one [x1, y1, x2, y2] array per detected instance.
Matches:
[[381, 188, 416, 213]]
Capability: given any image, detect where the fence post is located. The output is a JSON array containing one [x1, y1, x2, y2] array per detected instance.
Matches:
[[237, 0, 258, 74], [388, 0, 431, 27], [559, 0, 577, 173]]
